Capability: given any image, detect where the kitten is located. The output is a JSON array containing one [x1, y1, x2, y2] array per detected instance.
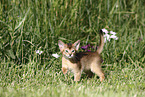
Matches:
[[58, 30, 105, 82]]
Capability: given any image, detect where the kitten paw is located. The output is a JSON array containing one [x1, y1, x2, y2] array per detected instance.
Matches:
[[62, 67, 67, 74]]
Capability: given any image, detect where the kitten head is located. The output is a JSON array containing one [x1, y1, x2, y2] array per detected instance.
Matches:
[[58, 40, 80, 59]]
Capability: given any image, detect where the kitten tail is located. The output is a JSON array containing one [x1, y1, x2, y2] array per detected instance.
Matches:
[[96, 30, 104, 54]]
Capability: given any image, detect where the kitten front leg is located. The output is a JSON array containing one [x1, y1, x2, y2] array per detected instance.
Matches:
[[74, 71, 81, 81], [62, 67, 68, 74]]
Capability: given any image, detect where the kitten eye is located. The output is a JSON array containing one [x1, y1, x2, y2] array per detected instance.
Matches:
[[65, 50, 68, 53], [72, 50, 75, 53]]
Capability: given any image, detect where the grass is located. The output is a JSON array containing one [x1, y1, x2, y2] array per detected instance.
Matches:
[[0, 0, 145, 97], [0, 61, 145, 97]]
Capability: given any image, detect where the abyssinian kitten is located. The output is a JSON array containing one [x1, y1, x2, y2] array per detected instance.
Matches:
[[58, 30, 105, 82]]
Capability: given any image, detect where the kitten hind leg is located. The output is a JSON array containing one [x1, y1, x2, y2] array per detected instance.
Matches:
[[85, 70, 94, 78], [91, 64, 105, 82]]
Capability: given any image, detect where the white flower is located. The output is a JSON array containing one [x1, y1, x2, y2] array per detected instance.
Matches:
[[116, 4, 118, 8], [110, 35, 116, 38], [115, 37, 118, 40], [52, 53, 60, 58], [102, 28, 109, 34], [102, 29, 118, 42], [36, 50, 43, 55], [104, 33, 110, 42], [110, 31, 116, 35], [104, 37, 107, 43], [110, 31, 118, 40], [110, 35, 118, 40]]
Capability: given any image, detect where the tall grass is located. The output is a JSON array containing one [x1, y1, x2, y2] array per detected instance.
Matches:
[[1, 0, 144, 64], [0, 0, 145, 96]]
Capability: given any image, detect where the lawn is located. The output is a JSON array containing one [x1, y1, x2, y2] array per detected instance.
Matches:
[[0, 0, 145, 97]]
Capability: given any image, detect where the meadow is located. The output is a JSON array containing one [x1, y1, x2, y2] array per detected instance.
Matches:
[[0, 0, 145, 97]]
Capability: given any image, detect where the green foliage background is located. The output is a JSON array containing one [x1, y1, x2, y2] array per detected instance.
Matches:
[[0, 0, 145, 96], [1, 0, 144, 64]]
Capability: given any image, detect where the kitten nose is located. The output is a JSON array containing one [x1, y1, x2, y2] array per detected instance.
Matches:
[[69, 54, 71, 56]]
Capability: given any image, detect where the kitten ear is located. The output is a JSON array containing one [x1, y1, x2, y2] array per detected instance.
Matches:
[[73, 40, 80, 50], [58, 40, 65, 51]]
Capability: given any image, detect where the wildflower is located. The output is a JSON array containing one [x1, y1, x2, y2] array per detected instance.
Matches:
[[81, 29, 118, 51], [52, 53, 60, 58], [102, 29, 118, 42], [104, 33, 110, 42], [81, 44, 90, 50], [116, 4, 118, 8], [36, 50, 43, 55], [102, 28, 109, 34], [125, 75, 127, 78], [110, 31, 118, 40], [81, 44, 93, 52], [87, 50, 91, 52], [110, 35, 118, 40], [110, 31, 116, 35], [81, 45, 88, 50]]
